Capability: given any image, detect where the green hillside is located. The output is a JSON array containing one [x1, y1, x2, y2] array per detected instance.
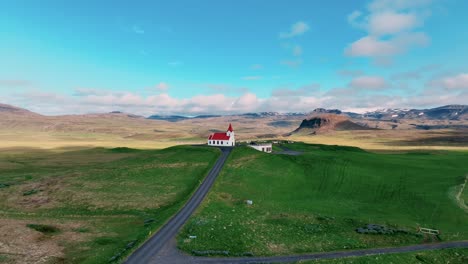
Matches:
[[304, 248, 468, 264], [178, 143, 468, 256]]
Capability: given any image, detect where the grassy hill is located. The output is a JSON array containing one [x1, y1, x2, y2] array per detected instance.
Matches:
[[0, 146, 220, 263], [178, 143, 468, 256]]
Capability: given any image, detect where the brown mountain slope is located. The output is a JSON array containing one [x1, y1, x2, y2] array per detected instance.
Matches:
[[292, 114, 374, 135], [0, 104, 302, 147], [0, 103, 41, 116], [1, 103, 467, 150]]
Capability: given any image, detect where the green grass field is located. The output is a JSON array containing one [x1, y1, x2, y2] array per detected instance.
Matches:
[[178, 143, 468, 256], [300, 248, 468, 263], [0, 146, 220, 263]]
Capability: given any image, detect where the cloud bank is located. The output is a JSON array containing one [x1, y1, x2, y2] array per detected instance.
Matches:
[[345, 0, 432, 64], [3, 73, 467, 116]]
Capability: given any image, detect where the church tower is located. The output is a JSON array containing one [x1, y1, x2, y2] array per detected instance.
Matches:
[[227, 123, 234, 137], [227, 123, 235, 146]]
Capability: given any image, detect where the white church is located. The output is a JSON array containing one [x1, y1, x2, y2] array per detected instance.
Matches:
[[207, 124, 235, 147]]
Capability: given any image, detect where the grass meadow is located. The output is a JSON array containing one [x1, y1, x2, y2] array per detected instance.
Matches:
[[290, 130, 468, 152], [299, 248, 468, 263], [178, 143, 468, 256], [0, 146, 219, 263]]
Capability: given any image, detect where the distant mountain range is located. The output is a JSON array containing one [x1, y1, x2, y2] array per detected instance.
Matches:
[[299, 105, 467, 121], [146, 105, 468, 121], [0, 103, 466, 141], [2, 102, 466, 122], [358, 105, 467, 120], [147, 114, 222, 122]]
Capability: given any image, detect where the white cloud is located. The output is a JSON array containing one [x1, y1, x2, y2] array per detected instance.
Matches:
[[84, 92, 143, 107], [279, 21, 309, 38], [6, 84, 465, 116], [232, 93, 260, 111], [346, 36, 398, 57], [345, 32, 429, 58], [5, 75, 464, 116], [345, 0, 432, 62], [429, 73, 468, 89], [349, 76, 388, 90], [368, 12, 419, 35]]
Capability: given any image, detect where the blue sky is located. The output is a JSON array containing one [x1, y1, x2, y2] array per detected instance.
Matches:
[[0, 0, 467, 115]]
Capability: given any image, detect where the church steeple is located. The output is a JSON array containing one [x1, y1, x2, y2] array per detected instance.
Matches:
[[227, 123, 234, 137]]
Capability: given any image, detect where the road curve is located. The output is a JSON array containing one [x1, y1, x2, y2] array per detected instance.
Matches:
[[124, 147, 232, 264]]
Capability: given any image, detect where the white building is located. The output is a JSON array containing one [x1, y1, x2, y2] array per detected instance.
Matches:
[[207, 123, 235, 147], [248, 142, 272, 153]]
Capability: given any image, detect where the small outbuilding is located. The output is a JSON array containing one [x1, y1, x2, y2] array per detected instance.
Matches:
[[248, 142, 272, 153]]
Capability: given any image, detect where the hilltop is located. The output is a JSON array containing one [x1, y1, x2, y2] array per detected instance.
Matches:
[[292, 114, 374, 135], [0, 103, 41, 116]]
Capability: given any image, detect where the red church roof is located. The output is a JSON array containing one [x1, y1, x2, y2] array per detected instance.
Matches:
[[209, 133, 230, 140], [208, 124, 234, 140]]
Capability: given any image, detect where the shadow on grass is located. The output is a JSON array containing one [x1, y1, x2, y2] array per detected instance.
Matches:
[[385, 130, 468, 147]]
